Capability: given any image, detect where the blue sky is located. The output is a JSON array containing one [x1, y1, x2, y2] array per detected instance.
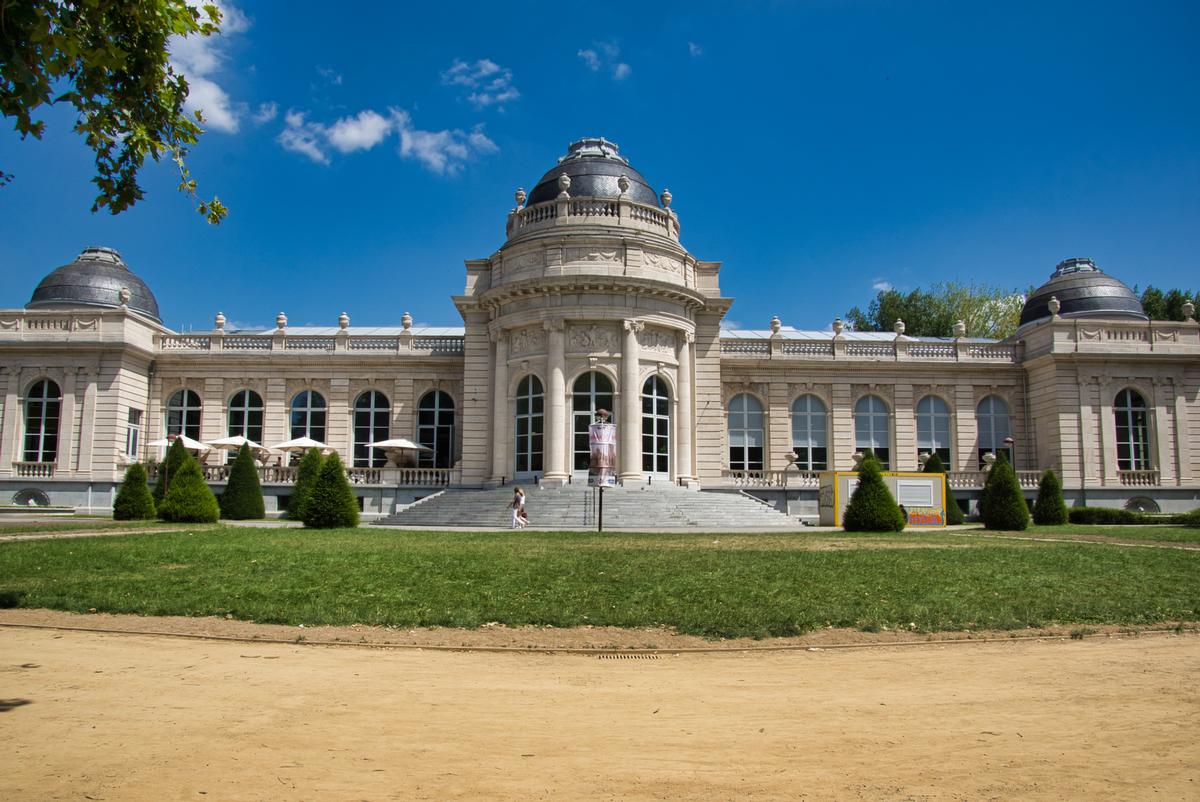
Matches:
[[2, 0, 1197, 333]]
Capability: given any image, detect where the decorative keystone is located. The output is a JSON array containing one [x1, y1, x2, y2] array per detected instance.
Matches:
[[893, 318, 906, 335], [515, 187, 526, 207], [953, 319, 966, 338], [339, 312, 350, 330], [1183, 299, 1195, 321], [770, 315, 782, 334], [118, 286, 131, 306], [401, 311, 413, 331], [214, 311, 226, 331], [660, 188, 672, 208], [557, 173, 571, 197], [1048, 296, 1061, 317], [617, 174, 630, 194], [276, 312, 287, 330], [832, 318, 845, 335]]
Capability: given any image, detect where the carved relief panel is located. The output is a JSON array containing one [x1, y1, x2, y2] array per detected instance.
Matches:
[[509, 325, 548, 357], [567, 323, 617, 354]]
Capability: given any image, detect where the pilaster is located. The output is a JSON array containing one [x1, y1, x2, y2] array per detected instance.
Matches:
[[491, 331, 509, 482], [543, 320, 567, 483], [620, 319, 644, 482], [675, 332, 694, 483]]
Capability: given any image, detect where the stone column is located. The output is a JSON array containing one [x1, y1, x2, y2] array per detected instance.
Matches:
[[543, 320, 567, 484], [491, 330, 509, 483], [675, 332, 694, 482], [620, 319, 644, 483]]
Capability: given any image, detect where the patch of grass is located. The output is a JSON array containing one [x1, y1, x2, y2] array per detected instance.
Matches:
[[1023, 524, 1200, 545], [0, 527, 1195, 639], [0, 520, 190, 536]]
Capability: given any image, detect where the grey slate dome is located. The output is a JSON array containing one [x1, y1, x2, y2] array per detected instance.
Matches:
[[26, 247, 161, 323], [525, 138, 660, 207], [1019, 257, 1146, 328]]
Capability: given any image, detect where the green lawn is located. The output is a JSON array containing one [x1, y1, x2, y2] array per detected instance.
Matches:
[[1025, 524, 1200, 544], [0, 520, 197, 536], [0, 526, 1196, 638]]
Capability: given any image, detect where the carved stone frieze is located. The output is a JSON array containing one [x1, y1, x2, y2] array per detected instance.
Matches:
[[642, 250, 683, 275], [509, 325, 547, 357], [638, 327, 676, 354], [567, 323, 617, 353], [563, 247, 619, 264], [510, 251, 543, 270]]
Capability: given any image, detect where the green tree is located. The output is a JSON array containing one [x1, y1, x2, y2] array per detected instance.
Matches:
[[979, 452, 1029, 531], [846, 282, 1025, 339], [1031, 469, 1069, 525], [157, 453, 219, 523], [289, 448, 324, 521], [219, 443, 264, 520], [303, 452, 359, 529], [921, 452, 964, 525], [842, 453, 905, 532], [112, 463, 156, 520], [1139, 287, 1197, 321], [1, 0, 227, 222], [152, 437, 191, 504]]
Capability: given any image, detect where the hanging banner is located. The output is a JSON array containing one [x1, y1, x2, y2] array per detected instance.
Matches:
[[587, 422, 617, 487]]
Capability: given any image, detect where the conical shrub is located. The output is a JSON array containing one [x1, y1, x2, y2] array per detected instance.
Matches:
[[289, 447, 324, 520], [158, 454, 220, 523], [152, 437, 191, 504], [220, 444, 265, 520], [979, 452, 1029, 531], [1032, 469, 1069, 525], [842, 453, 905, 532], [113, 463, 156, 520], [921, 452, 964, 525], [303, 451, 359, 529]]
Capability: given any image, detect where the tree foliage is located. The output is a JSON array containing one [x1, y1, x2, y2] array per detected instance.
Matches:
[[979, 453, 1029, 531], [921, 452, 964, 525], [152, 437, 191, 504], [157, 453, 219, 522], [289, 448, 324, 521], [0, 0, 227, 222], [303, 452, 359, 529], [1032, 469, 1069, 525], [845, 282, 1026, 340], [113, 463, 156, 520], [842, 453, 905, 532], [219, 443, 264, 520], [1138, 287, 1197, 322]]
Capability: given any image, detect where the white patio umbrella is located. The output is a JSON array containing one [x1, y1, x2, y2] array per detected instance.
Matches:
[[369, 437, 432, 467], [269, 436, 331, 453], [205, 435, 268, 452], [147, 434, 210, 453]]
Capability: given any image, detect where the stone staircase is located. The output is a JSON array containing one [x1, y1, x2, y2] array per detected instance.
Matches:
[[374, 483, 801, 529]]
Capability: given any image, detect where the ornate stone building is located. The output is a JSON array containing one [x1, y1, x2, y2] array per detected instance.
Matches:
[[2, 138, 1198, 517]]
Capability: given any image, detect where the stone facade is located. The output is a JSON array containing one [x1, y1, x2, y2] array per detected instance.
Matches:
[[2, 138, 1198, 516]]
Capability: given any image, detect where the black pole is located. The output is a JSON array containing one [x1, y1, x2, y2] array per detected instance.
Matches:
[[598, 486, 604, 532]]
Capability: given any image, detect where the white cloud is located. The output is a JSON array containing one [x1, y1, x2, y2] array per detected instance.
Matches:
[[316, 66, 343, 86], [441, 58, 520, 110], [872, 279, 894, 292], [278, 111, 329, 164], [578, 42, 631, 80], [169, 1, 254, 134], [612, 62, 631, 80], [688, 42, 703, 57], [252, 102, 278, 125], [577, 49, 601, 71], [326, 109, 395, 153]]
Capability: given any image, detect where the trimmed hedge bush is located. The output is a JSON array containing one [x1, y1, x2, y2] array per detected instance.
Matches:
[[1068, 507, 1152, 525], [979, 452, 1029, 531], [921, 452, 964, 525], [113, 463, 156, 520], [220, 444, 265, 520], [303, 451, 359, 529], [158, 454, 220, 523], [289, 448, 324, 521], [1032, 469, 1069, 525], [152, 438, 191, 504], [842, 453, 905, 532], [1178, 509, 1200, 528]]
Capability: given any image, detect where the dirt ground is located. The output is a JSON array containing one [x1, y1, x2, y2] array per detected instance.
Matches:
[[1, 614, 1197, 800]]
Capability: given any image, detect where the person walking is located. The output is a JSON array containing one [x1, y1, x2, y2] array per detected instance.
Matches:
[[510, 486, 527, 529]]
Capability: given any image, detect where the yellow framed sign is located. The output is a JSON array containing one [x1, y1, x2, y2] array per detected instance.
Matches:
[[818, 471, 948, 528]]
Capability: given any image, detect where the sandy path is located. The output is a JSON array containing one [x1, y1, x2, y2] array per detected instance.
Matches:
[[0, 629, 1196, 801]]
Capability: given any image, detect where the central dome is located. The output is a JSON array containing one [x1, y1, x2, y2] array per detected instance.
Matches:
[[525, 138, 660, 207], [27, 246, 161, 322], [1019, 257, 1146, 328]]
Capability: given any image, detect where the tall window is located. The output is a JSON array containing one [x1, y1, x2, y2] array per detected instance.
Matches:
[[290, 390, 327, 442], [354, 391, 390, 468], [791, 395, 828, 470], [417, 391, 455, 468], [727, 393, 764, 471], [23, 379, 61, 462], [916, 395, 952, 466], [515, 376, 544, 475], [642, 376, 670, 474], [228, 390, 264, 443], [976, 395, 1012, 467], [1114, 389, 1151, 471], [126, 409, 143, 459], [572, 372, 614, 471], [165, 389, 201, 441], [854, 395, 890, 469]]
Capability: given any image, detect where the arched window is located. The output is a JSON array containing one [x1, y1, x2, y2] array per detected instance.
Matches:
[[228, 390, 264, 443], [1114, 389, 1151, 471], [916, 395, 952, 466], [166, 389, 202, 441], [572, 372, 614, 471], [642, 376, 670, 474], [727, 393, 764, 471], [514, 376, 544, 475], [976, 395, 1012, 467], [290, 390, 327, 442], [791, 395, 828, 470], [417, 391, 455, 468], [854, 395, 890, 469], [23, 379, 61, 463], [353, 391, 390, 468]]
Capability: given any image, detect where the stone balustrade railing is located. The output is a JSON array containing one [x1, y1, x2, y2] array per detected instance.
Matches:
[[720, 469, 821, 488], [155, 332, 464, 355], [13, 461, 55, 478], [506, 196, 679, 241], [1118, 469, 1160, 487], [721, 337, 1021, 363], [143, 463, 450, 487], [947, 470, 1042, 489]]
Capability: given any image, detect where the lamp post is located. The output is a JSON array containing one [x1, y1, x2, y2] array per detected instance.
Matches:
[[1003, 436, 1015, 469]]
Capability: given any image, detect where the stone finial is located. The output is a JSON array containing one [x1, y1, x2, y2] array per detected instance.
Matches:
[[953, 319, 966, 338], [1183, 299, 1195, 321], [338, 312, 349, 330], [832, 318, 845, 335], [401, 311, 413, 331], [118, 286, 131, 306], [851, 452, 864, 467], [276, 312, 287, 330], [918, 451, 930, 467], [1048, 295, 1061, 317], [982, 452, 997, 466], [557, 173, 571, 197], [214, 311, 226, 331], [515, 187, 526, 207], [660, 188, 672, 208], [770, 315, 782, 334], [617, 174, 630, 194], [893, 318, 906, 336]]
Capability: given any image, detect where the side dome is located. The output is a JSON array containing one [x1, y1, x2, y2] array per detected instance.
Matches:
[[525, 137, 660, 207], [1019, 257, 1146, 328], [26, 247, 161, 323]]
